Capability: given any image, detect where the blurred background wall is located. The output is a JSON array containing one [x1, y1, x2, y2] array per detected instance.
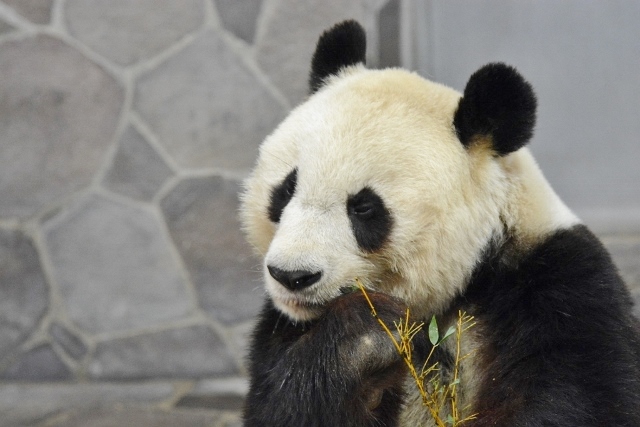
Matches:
[[405, 0, 640, 233], [0, 0, 638, 423]]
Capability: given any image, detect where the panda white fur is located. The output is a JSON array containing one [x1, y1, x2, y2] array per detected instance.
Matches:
[[240, 21, 640, 426]]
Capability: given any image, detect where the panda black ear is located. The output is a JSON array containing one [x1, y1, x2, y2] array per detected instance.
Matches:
[[309, 20, 366, 94], [454, 63, 537, 156]]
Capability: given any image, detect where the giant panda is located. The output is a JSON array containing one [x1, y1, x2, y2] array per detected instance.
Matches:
[[240, 20, 640, 426]]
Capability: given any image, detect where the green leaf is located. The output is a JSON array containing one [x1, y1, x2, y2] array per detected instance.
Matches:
[[441, 326, 456, 342], [341, 284, 359, 294], [445, 414, 455, 425], [428, 315, 439, 345]]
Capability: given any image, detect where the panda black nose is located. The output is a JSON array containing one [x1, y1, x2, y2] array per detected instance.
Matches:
[[267, 266, 322, 291]]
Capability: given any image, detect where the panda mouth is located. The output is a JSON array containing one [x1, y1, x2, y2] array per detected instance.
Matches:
[[278, 296, 324, 309], [269, 280, 359, 321], [271, 296, 324, 321], [278, 285, 360, 310]]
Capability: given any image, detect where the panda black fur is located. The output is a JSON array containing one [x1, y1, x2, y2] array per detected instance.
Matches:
[[241, 21, 640, 426]]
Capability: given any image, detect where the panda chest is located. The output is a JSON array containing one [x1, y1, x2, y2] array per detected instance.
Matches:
[[399, 320, 485, 426]]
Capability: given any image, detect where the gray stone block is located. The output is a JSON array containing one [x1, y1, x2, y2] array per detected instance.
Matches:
[[0, 18, 14, 34], [189, 377, 248, 396], [177, 377, 247, 411], [214, 0, 262, 44], [135, 29, 285, 170], [255, 0, 367, 104], [0, 343, 72, 381], [3, 0, 53, 25], [49, 322, 88, 360], [89, 325, 237, 379], [0, 228, 48, 362], [161, 176, 263, 325], [43, 194, 193, 334], [223, 420, 243, 427], [225, 321, 254, 370], [102, 125, 174, 202], [176, 393, 244, 411], [0, 382, 175, 426], [42, 406, 220, 427], [64, 0, 205, 66], [222, 418, 243, 427], [0, 35, 124, 219]]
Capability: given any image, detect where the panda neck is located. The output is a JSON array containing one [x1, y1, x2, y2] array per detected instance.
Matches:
[[499, 148, 580, 250]]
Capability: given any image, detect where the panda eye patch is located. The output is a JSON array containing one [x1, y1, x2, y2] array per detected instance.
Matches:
[[268, 168, 297, 223], [347, 187, 392, 252]]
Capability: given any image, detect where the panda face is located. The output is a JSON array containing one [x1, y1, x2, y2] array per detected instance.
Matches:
[[241, 20, 580, 324], [241, 67, 510, 322]]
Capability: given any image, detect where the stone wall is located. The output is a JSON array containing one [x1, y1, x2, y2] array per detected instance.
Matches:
[[0, 0, 398, 387]]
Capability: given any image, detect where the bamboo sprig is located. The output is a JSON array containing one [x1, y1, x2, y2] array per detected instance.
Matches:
[[448, 310, 478, 426], [355, 278, 478, 426]]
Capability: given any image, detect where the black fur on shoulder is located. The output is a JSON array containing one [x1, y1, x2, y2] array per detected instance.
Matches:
[[243, 292, 408, 427], [454, 63, 537, 156], [461, 225, 640, 426], [309, 20, 366, 94]]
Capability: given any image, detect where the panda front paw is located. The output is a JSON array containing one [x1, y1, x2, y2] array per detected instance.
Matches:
[[320, 291, 409, 414], [324, 291, 406, 374], [245, 291, 410, 426]]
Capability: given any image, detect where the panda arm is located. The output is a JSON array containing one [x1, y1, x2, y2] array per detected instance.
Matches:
[[465, 225, 640, 426], [244, 292, 408, 427]]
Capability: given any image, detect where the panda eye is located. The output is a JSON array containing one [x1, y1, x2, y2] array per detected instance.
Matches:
[[350, 202, 375, 218], [285, 181, 295, 196], [347, 189, 383, 220], [347, 187, 393, 252], [268, 168, 298, 223]]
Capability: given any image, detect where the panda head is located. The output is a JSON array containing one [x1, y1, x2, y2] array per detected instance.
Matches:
[[241, 21, 575, 322]]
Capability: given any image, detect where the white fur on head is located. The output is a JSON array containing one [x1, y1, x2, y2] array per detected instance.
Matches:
[[240, 66, 577, 322], [500, 148, 580, 245]]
